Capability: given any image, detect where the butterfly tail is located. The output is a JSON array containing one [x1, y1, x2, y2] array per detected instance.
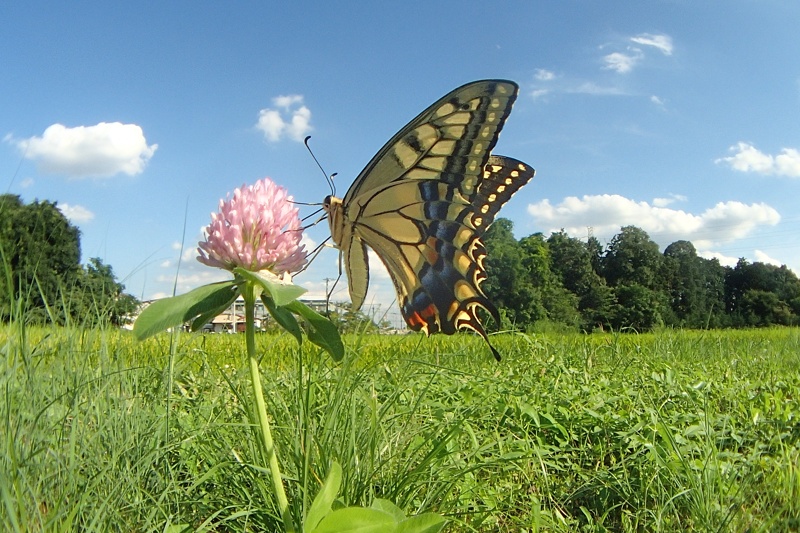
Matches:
[[464, 300, 502, 362]]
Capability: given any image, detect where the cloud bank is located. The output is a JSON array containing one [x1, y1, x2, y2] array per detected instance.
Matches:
[[11, 122, 157, 178], [527, 194, 780, 249], [716, 142, 800, 178]]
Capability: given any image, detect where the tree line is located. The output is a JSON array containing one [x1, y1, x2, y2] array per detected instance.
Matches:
[[483, 219, 800, 332], [4, 192, 798, 332], [0, 194, 138, 325]]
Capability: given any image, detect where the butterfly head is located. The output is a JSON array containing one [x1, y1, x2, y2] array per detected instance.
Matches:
[[323, 194, 345, 247]]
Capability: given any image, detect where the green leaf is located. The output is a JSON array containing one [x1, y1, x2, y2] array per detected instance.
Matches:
[[190, 291, 239, 332], [367, 500, 446, 533], [162, 525, 191, 533], [234, 267, 306, 306], [304, 462, 342, 532], [309, 507, 396, 533], [369, 499, 405, 522], [285, 300, 344, 361], [262, 295, 303, 345], [133, 281, 238, 340], [395, 514, 447, 533]]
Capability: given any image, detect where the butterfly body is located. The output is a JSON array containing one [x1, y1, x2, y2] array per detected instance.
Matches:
[[324, 80, 534, 360]]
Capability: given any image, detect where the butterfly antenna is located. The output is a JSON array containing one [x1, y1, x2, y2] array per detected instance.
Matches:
[[300, 207, 324, 223], [304, 136, 337, 196]]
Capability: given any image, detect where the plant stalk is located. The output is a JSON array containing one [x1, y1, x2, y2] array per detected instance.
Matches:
[[243, 283, 294, 531]]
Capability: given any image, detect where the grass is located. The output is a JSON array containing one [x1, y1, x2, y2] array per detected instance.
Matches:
[[1, 323, 798, 531]]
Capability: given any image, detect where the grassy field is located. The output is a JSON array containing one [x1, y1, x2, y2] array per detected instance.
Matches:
[[1, 323, 798, 532]]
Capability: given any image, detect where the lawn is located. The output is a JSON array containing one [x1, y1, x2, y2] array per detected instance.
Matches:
[[2, 324, 798, 531]]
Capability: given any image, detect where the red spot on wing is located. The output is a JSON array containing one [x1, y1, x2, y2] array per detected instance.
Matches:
[[407, 303, 438, 331]]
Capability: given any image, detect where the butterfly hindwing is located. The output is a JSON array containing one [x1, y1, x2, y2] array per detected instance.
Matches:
[[365, 156, 533, 360], [324, 80, 534, 360], [472, 155, 535, 233]]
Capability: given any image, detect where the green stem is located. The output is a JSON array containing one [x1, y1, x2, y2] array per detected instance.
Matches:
[[243, 283, 294, 531]]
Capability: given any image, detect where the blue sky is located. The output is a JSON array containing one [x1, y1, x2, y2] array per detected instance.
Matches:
[[3, 2, 799, 328]]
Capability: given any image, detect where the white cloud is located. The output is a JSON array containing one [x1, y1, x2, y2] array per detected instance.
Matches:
[[272, 94, 304, 108], [630, 33, 673, 55], [650, 95, 665, 106], [699, 250, 739, 268], [600, 33, 672, 74], [256, 94, 313, 142], [652, 198, 672, 208], [11, 122, 157, 178], [603, 51, 642, 73], [754, 249, 783, 267], [716, 142, 800, 178], [155, 263, 228, 298], [567, 82, 629, 96], [298, 279, 334, 302], [531, 80, 629, 100], [366, 249, 391, 281], [534, 68, 556, 81], [652, 194, 686, 207], [300, 233, 317, 252], [531, 88, 550, 100], [527, 194, 780, 248], [57, 203, 94, 223]]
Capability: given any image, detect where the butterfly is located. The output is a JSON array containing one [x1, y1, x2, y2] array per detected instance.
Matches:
[[323, 80, 534, 360]]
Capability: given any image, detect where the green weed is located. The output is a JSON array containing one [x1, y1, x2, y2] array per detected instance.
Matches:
[[1, 326, 798, 531]]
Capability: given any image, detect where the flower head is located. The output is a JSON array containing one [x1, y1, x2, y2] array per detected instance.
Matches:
[[197, 178, 307, 274]]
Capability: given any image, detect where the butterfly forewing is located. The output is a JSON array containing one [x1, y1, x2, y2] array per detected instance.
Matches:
[[325, 80, 534, 360], [343, 80, 519, 205]]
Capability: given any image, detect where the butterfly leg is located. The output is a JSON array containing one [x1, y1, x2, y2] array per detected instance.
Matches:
[[294, 236, 331, 276], [324, 251, 345, 317]]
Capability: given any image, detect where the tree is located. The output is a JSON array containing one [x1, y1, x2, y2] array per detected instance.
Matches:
[[600, 227, 671, 330], [69, 258, 140, 326], [0, 194, 81, 321], [725, 259, 800, 326], [662, 240, 728, 328], [739, 290, 793, 326], [610, 283, 667, 331], [548, 231, 615, 330], [547, 231, 593, 295], [587, 235, 605, 279], [478, 220, 800, 332], [519, 233, 580, 327], [697, 256, 728, 328], [602, 226, 663, 289], [483, 219, 544, 327]]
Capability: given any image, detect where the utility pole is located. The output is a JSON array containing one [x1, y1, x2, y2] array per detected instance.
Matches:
[[323, 277, 335, 315]]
